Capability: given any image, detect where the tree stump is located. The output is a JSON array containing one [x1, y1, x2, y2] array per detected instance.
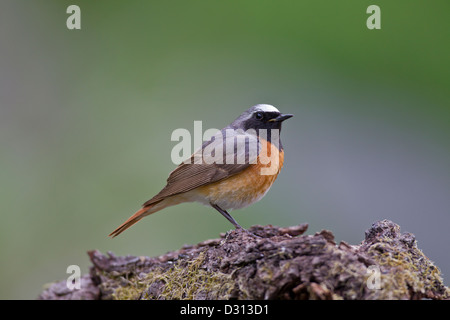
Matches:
[[38, 220, 449, 300]]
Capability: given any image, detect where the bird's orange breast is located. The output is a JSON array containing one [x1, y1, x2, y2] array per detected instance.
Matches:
[[196, 138, 284, 210]]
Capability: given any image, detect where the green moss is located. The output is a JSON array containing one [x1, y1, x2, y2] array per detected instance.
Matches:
[[112, 252, 235, 300], [113, 277, 146, 300], [366, 239, 450, 299]]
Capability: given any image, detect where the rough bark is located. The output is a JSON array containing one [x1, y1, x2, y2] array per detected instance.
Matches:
[[38, 220, 449, 300]]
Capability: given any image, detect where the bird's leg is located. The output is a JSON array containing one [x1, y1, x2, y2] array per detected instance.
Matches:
[[211, 203, 262, 238], [210, 203, 243, 230]]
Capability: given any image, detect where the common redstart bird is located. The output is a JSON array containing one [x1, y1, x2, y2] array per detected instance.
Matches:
[[109, 104, 293, 237]]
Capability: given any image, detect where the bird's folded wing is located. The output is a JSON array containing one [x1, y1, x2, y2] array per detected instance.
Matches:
[[143, 130, 260, 206]]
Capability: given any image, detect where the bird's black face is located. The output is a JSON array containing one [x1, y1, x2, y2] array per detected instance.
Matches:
[[243, 110, 293, 131]]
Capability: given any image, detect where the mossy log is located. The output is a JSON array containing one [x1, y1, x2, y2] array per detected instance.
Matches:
[[38, 220, 449, 300]]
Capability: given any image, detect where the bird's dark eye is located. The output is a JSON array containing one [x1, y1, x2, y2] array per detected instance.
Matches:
[[255, 112, 264, 120]]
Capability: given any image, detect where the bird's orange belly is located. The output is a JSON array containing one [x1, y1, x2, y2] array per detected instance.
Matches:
[[196, 140, 284, 210]]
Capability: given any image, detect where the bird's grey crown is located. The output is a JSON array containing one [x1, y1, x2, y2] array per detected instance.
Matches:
[[229, 104, 280, 129]]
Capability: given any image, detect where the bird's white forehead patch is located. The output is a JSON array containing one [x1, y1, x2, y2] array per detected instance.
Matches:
[[254, 104, 280, 113]]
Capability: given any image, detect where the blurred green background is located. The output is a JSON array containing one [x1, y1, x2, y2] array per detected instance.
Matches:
[[1, 0, 449, 299]]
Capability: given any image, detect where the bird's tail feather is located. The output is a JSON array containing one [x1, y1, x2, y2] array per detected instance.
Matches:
[[109, 202, 160, 238]]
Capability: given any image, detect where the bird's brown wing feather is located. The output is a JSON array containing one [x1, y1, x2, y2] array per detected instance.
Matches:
[[143, 130, 259, 207], [143, 160, 250, 207]]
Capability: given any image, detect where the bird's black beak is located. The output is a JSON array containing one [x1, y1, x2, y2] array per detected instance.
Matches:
[[269, 113, 294, 122]]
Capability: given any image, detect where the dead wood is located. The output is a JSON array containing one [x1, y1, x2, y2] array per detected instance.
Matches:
[[38, 220, 449, 300]]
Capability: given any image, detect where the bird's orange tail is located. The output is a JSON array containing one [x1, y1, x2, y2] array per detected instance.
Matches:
[[109, 195, 186, 237], [109, 204, 155, 238]]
